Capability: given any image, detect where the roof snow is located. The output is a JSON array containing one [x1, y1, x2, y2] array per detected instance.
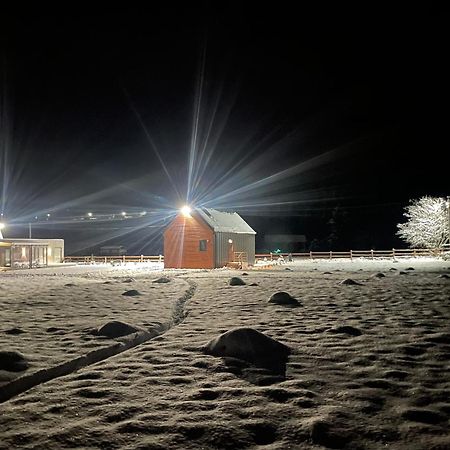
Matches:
[[197, 208, 256, 235]]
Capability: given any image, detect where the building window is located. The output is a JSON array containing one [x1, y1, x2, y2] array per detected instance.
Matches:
[[199, 240, 207, 251]]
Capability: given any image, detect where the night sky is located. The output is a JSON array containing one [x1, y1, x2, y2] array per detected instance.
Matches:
[[0, 6, 446, 254]]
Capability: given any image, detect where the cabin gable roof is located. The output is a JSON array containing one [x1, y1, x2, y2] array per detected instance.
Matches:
[[196, 208, 256, 235]]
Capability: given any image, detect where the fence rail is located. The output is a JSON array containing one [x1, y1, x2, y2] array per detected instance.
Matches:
[[63, 248, 448, 265], [255, 248, 447, 261], [64, 255, 163, 264], [233, 252, 248, 263]]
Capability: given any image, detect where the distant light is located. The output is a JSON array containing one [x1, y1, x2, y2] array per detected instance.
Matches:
[[228, 239, 233, 244], [87, 212, 93, 217], [181, 205, 192, 217], [121, 211, 127, 216], [47, 213, 51, 217], [140, 211, 147, 216]]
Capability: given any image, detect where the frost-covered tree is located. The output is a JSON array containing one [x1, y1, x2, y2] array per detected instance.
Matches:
[[397, 196, 449, 248]]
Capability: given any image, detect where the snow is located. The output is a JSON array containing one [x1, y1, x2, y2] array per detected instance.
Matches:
[[287, 256, 450, 272], [0, 257, 449, 449]]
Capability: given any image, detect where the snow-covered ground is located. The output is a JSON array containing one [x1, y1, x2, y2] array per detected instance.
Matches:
[[0, 257, 449, 449], [283, 256, 450, 272]]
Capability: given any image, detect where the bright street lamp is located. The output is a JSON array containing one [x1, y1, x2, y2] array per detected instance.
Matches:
[[181, 205, 192, 217]]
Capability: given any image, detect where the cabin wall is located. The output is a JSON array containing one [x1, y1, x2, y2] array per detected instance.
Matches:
[[164, 213, 214, 269], [215, 232, 255, 267], [47, 240, 64, 263]]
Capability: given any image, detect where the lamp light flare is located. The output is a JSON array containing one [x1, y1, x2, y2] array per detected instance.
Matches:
[[181, 205, 192, 217]]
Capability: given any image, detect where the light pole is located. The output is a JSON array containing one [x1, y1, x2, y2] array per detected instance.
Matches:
[[447, 196, 450, 246]]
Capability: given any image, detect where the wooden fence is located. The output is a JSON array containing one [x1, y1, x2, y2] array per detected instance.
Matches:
[[64, 255, 163, 264], [63, 248, 447, 264], [255, 248, 447, 261]]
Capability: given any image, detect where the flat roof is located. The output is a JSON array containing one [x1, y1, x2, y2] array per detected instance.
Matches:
[[0, 238, 64, 245]]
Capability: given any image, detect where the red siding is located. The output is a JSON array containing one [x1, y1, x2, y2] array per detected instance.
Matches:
[[164, 212, 214, 269]]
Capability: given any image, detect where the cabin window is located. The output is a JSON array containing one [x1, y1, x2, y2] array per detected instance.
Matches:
[[199, 240, 207, 251]]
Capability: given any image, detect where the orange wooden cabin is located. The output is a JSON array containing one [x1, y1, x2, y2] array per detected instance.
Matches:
[[163, 208, 256, 269]]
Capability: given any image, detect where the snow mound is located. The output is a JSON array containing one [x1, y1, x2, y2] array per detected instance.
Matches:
[[229, 277, 246, 286], [96, 321, 141, 338], [268, 291, 301, 307], [0, 351, 29, 372], [122, 289, 141, 296], [203, 327, 290, 370], [339, 278, 363, 285]]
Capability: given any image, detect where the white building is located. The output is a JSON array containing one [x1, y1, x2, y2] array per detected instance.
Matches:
[[0, 238, 64, 269]]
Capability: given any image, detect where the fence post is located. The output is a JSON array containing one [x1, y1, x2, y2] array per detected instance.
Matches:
[[392, 248, 396, 259], [140, 254, 143, 262], [350, 249, 353, 260], [371, 249, 374, 260], [329, 251, 332, 260], [122, 255, 125, 264], [310, 251, 313, 260]]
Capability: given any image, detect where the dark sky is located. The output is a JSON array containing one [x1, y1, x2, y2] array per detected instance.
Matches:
[[0, 5, 447, 252]]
